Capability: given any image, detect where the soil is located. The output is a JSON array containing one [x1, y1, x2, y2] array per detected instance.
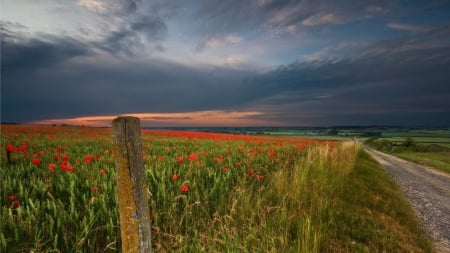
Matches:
[[364, 146, 450, 253]]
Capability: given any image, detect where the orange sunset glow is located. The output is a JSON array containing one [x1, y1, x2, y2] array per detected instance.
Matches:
[[30, 110, 281, 127]]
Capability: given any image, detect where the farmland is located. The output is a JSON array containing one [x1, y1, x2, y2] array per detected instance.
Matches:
[[1, 124, 434, 252]]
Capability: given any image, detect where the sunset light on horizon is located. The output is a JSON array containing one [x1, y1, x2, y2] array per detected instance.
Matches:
[[29, 110, 290, 127]]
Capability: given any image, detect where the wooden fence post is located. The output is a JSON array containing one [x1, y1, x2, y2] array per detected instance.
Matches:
[[112, 117, 151, 253]]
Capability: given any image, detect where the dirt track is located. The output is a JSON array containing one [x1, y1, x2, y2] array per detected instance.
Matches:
[[364, 146, 450, 253]]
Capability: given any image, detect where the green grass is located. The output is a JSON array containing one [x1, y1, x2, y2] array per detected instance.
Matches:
[[327, 150, 435, 252], [394, 152, 450, 174], [364, 137, 450, 174]]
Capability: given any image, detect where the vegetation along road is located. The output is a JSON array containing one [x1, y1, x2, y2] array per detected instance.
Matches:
[[364, 146, 450, 253]]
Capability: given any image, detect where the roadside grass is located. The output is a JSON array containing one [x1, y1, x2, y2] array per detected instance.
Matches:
[[327, 150, 435, 253], [394, 152, 450, 174], [365, 138, 450, 174]]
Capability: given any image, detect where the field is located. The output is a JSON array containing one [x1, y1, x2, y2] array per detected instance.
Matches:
[[0, 124, 434, 252]]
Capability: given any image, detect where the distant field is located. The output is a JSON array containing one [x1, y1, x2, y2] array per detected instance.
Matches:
[[268, 130, 450, 147], [379, 130, 450, 147], [382, 137, 450, 147]]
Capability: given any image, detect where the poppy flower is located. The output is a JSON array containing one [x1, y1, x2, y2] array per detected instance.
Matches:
[[60, 161, 74, 172], [5, 143, 15, 152], [12, 200, 20, 207], [180, 185, 189, 192], [91, 185, 98, 191], [188, 154, 198, 162], [62, 154, 70, 160], [32, 157, 41, 166], [48, 163, 56, 171], [172, 173, 179, 180], [176, 157, 184, 164], [21, 142, 28, 152], [99, 169, 106, 175], [8, 195, 16, 201], [85, 155, 93, 163]]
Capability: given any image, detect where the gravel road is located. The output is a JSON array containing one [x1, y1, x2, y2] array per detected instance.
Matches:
[[364, 146, 450, 253]]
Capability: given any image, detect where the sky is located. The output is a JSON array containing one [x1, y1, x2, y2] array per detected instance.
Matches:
[[1, 0, 450, 127]]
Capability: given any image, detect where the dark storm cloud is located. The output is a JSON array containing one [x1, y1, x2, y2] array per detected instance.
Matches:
[[1, 29, 259, 122], [248, 25, 450, 125], [99, 15, 168, 55], [1, 22, 91, 74], [81, 0, 168, 55]]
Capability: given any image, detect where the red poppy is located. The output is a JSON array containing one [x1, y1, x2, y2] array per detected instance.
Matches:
[[99, 169, 106, 175], [188, 154, 198, 162], [247, 168, 255, 176], [48, 163, 56, 171], [62, 154, 70, 160], [85, 155, 93, 163], [20, 142, 28, 152], [180, 185, 189, 192], [60, 161, 74, 172], [172, 173, 179, 180], [8, 195, 16, 201], [91, 185, 98, 191], [176, 157, 184, 164], [257, 175, 265, 180], [32, 157, 41, 166], [13, 200, 20, 207], [63, 165, 74, 172], [214, 156, 223, 163], [5, 143, 15, 152]]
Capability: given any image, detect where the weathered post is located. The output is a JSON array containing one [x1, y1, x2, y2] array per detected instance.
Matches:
[[112, 117, 151, 253]]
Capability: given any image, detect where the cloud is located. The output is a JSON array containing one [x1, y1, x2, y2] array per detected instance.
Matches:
[[3, 23, 450, 126], [387, 22, 431, 32], [194, 0, 393, 37], [1, 29, 263, 123], [2, 2, 450, 126], [301, 13, 344, 26], [196, 34, 243, 51], [75, 0, 168, 56], [1, 22, 91, 74], [243, 25, 450, 125], [78, 0, 109, 13], [99, 15, 168, 55], [78, 0, 140, 15]]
